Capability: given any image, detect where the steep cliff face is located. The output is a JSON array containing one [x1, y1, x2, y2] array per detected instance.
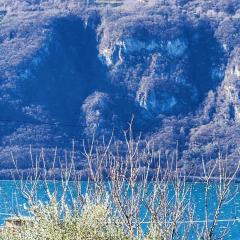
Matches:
[[0, 0, 240, 175]]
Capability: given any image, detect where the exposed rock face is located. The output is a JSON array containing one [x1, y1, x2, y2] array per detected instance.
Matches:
[[80, 91, 115, 136], [216, 48, 240, 121], [136, 76, 178, 115], [0, 0, 240, 175]]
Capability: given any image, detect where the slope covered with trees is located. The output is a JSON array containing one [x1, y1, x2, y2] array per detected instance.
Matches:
[[0, 0, 240, 176]]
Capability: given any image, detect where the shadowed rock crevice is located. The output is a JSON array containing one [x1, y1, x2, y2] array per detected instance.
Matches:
[[21, 17, 109, 128]]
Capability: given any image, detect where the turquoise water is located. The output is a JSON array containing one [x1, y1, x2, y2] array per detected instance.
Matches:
[[0, 181, 239, 239]]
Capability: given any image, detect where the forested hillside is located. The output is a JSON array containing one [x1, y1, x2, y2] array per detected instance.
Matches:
[[0, 0, 240, 176]]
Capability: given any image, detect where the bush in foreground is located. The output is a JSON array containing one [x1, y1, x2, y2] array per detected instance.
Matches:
[[0, 198, 129, 240]]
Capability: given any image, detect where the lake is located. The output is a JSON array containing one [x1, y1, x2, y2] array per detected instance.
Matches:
[[0, 181, 239, 239]]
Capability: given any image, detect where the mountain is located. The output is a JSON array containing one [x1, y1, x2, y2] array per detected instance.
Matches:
[[0, 0, 240, 177]]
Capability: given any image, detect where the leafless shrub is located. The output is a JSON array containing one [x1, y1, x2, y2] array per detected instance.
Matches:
[[1, 125, 239, 239]]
